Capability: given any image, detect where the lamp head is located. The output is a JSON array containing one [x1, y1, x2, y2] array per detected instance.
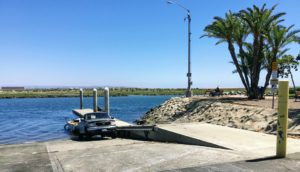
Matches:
[[297, 54, 300, 61], [166, 1, 174, 4]]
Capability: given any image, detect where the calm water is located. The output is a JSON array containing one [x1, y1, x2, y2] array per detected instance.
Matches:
[[0, 96, 171, 145]]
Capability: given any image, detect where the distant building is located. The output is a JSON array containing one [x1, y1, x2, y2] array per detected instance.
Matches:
[[1, 87, 25, 91]]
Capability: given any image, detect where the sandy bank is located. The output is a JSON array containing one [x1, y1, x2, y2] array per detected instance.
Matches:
[[139, 96, 300, 135]]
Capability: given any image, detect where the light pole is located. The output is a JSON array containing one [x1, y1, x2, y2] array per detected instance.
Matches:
[[167, 0, 192, 97]]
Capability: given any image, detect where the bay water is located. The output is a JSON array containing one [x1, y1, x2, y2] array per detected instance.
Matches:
[[0, 96, 171, 144]]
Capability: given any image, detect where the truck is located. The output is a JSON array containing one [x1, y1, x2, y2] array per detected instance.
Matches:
[[65, 112, 117, 139]]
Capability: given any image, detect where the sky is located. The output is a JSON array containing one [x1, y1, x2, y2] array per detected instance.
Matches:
[[0, 0, 300, 88]]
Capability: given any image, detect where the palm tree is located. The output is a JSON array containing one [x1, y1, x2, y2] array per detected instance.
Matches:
[[278, 55, 299, 101], [202, 4, 299, 99], [202, 12, 250, 94], [238, 4, 286, 98], [262, 25, 300, 96]]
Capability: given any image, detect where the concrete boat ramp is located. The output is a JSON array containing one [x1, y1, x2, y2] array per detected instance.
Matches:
[[118, 122, 300, 156], [72, 107, 300, 155], [2, 110, 300, 171]]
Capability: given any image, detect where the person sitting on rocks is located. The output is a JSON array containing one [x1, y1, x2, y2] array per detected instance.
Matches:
[[209, 86, 222, 97], [215, 86, 220, 93]]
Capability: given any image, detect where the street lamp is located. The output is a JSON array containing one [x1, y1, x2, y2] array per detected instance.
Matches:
[[297, 53, 300, 61], [167, 0, 192, 97]]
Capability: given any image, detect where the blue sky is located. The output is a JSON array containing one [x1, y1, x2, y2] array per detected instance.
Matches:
[[0, 0, 300, 88]]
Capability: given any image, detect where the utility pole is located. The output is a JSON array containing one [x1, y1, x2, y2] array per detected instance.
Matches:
[[167, 0, 193, 97], [186, 12, 192, 97]]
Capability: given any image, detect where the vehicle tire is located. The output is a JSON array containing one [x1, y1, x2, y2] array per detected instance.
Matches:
[[78, 134, 84, 140], [64, 124, 69, 131], [111, 131, 117, 139], [86, 134, 92, 140], [101, 134, 105, 138]]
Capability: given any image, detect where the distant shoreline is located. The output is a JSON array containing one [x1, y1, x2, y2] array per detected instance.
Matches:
[[0, 88, 247, 99]]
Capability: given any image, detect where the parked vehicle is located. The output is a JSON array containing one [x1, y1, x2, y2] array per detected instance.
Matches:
[[65, 112, 117, 139]]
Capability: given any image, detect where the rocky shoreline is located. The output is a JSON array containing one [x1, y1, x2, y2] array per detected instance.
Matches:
[[138, 96, 300, 135]]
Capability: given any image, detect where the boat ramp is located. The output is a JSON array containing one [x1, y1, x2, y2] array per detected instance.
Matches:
[[2, 88, 300, 171]]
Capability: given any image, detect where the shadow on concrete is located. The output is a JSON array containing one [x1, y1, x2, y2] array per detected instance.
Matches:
[[163, 153, 300, 172], [116, 127, 231, 150], [245, 156, 281, 162], [69, 135, 114, 142]]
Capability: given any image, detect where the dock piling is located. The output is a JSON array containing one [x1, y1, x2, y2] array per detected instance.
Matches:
[[93, 88, 98, 112], [104, 87, 109, 114], [80, 88, 83, 109]]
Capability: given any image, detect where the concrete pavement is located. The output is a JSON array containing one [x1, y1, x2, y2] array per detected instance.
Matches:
[[0, 143, 52, 172], [157, 123, 300, 155], [165, 153, 300, 172], [2, 122, 300, 171], [0, 138, 250, 172], [1, 138, 300, 172]]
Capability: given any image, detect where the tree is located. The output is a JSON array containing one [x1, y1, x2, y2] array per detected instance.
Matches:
[[201, 12, 250, 94], [262, 25, 300, 97], [202, 4, 300, 99], [278, 55, 299, 100]]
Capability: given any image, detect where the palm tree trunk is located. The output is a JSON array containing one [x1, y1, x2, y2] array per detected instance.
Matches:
[[249, 34, 260, 99], [262, 68, 272, 97], [238, 43, 250, 94], [256, 35, 265, 99], [228, 41, 249, 93], [289, 67, 297, 101]]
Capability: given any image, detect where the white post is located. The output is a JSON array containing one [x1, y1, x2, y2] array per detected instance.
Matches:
[[79, 88, 83, 109], [104, 87, 109, 114], [93, 88, 98, 112]]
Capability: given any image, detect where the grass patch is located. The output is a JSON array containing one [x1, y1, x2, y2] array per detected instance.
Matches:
[[0, 88, 247, 99]]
